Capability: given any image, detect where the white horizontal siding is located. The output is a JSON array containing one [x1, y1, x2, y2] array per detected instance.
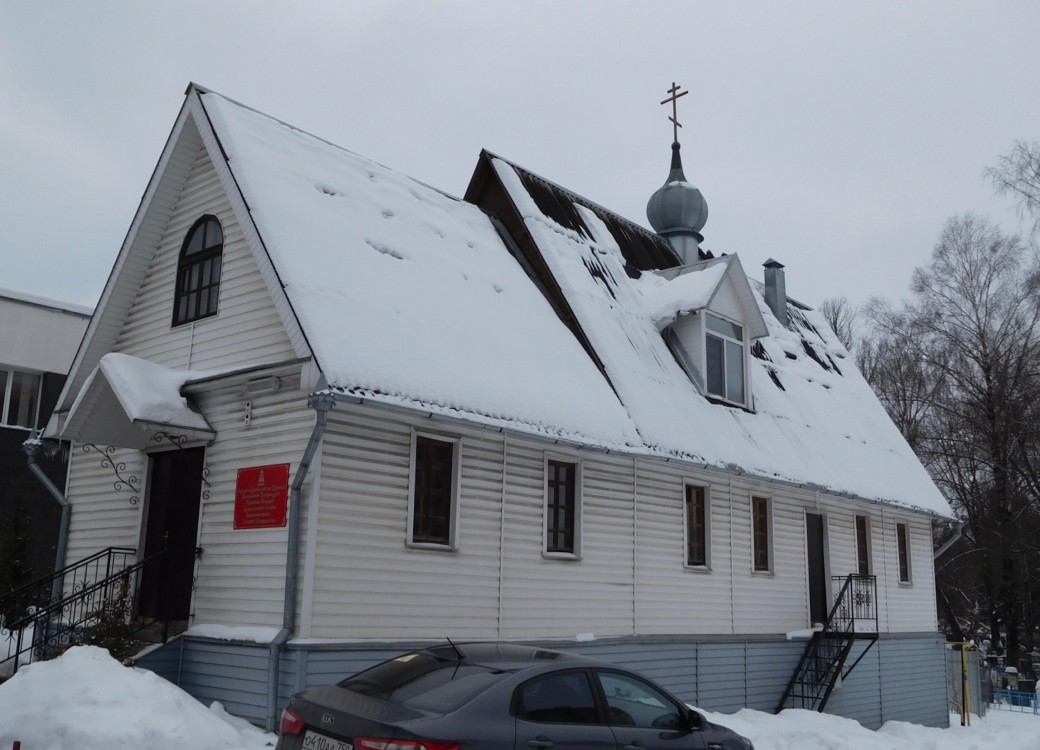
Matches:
[[875, 509, 938, 632], [296, 401, 941, 643], [64, 395, 941, 641], [500, 442, 636, 639], [64, 446, 145, 563], [190, 376, 314, 628], [113, 148, 296, 370], [306, 409, 503, 639], [633, 462, 735, 635]]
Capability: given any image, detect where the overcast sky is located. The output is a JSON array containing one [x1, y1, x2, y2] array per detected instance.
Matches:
[[2, 1, 1038, 311]]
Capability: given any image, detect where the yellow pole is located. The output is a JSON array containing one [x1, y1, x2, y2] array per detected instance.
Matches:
[[961, 644, 971, 726]]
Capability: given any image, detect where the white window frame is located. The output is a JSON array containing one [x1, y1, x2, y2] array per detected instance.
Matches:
[[895, 521, 913, 585], [703, 312, 749, 407], [406, 429, 462, 551], [854, 514, 873, 576], [683, 480, 711, 570], [751, 495, 774, 574], [0, 366, 42, 430], [543, 452, 582, 559]]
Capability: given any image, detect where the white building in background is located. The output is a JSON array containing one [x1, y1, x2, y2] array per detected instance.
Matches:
[[0, 288, 90, 586]]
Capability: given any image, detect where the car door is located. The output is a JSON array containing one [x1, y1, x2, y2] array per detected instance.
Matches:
[[593, 670, 707, 750], [514, 669, 616, 750]]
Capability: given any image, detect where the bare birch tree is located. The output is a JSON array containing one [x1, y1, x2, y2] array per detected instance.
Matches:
[[867, 214, 1040, 665], [987, 140, 1040, 232]]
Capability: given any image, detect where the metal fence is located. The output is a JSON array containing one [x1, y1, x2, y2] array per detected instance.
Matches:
[[946, 645, 987, 721], [992, 689, 1039, 715]]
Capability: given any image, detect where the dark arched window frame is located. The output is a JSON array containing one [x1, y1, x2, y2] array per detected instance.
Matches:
[[173, 215, 223, 326]]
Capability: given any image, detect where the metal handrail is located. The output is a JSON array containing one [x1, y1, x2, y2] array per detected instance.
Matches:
[[0, 547, 137, 614], [0, 547, 174, 677]]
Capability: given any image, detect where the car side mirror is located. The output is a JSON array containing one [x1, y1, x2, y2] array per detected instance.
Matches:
[[684, 707, 705, 731]]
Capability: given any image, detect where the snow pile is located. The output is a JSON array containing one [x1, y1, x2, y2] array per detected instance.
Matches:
[[0, 647, 274, 750], [701, 706, 1040, 750]]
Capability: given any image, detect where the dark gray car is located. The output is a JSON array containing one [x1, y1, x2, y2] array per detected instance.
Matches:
[[276, 643, 754, 750]]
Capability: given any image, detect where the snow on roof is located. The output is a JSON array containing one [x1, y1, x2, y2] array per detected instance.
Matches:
[[200, 92, 641, 449], [195, 91, 948, 517], [93, 352, 213, 431], [61, 353, 218, 447], [493, 158, 951, 517], [637, 258, 728, 327]]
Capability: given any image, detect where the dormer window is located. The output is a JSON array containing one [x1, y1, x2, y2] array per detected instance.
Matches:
[[704, 313, 745, 405], [173, 215, 223, 326]]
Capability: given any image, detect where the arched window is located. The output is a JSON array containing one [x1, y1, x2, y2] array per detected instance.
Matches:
[[173, 215, 223, 326]]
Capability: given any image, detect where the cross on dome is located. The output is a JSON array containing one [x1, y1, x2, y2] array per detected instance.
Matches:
[[660, 82, 688, 144]]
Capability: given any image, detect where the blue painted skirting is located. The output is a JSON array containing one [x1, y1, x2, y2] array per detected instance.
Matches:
[[135, 632, 949, 730]]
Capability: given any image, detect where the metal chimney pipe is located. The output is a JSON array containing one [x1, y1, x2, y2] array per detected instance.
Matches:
[[763, 259, 788, 325]]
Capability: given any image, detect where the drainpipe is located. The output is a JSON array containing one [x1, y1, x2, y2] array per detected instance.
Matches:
[[266, 392, 336, 731], [23, 433, 71, 576], [934, 520, 966, 642], [934, 519, 964, 561]]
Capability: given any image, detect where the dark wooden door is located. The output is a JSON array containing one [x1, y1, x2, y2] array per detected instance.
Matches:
[[806, 512, 828, 625], [138, 448, 204, 620]]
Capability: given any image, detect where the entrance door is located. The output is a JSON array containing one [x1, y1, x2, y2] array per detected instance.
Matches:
[[806, 512, 828, 625], [138, 448, 204, 620]]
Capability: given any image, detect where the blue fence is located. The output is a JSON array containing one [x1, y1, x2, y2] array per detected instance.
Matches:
[[992, 689, 1039, 715]]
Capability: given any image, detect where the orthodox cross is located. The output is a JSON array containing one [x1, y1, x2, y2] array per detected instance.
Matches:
[[660, 82, 688, 144]]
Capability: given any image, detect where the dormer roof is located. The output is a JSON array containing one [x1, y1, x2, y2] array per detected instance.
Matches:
[[639, 255, 769, 338]]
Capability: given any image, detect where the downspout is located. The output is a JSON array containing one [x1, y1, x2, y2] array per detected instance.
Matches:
[[23, 433, 71, 576], [934, 519, 966, 642], [934, 519, 964, 561], [266, 392, 336, 732]]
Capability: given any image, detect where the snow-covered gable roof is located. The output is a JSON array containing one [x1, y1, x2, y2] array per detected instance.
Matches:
[[198, 92, 641, 449], [491, 158, 951, 517]]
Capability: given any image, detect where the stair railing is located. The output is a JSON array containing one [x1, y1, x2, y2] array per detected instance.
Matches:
[[0, 547, 176, 677], [776, 573, 878, 713]]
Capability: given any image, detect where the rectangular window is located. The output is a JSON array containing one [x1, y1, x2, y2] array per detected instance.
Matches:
[[896, 522, 912, 583], [705, 313, 746, 405], [685, 484, 709, 567], [1, 368, 41, 429], [752, 496, 771, 572], [409, 434, 459, 547], [545, 458, 580, 555], [855, 515, 871, 576]]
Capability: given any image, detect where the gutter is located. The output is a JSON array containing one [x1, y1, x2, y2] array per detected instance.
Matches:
[[934, 519, 964, 560], [23, 434, 71, 576], [266, 392, 336, 732]]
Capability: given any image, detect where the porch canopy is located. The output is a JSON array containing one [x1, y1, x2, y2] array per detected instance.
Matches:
[[60, 353, 216, 449]]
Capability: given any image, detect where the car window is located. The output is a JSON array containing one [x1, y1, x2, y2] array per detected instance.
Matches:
[[515, 670, 600, 725], [595, 671, 682, 729], [340, 653, 508, 712]]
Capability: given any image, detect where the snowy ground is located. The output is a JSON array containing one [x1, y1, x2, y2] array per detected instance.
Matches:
[[0, 647, 1036, 750]]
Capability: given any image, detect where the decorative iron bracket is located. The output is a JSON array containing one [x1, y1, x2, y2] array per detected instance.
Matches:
[[153, 432, 212, 498], [83, 444, 140, 505]]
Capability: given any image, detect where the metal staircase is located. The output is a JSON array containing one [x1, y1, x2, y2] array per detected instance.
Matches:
[[0, 547, 181, 677], [776, 573, 879, 713]]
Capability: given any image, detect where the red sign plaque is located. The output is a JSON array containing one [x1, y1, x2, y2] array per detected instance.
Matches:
[[234, 463, 290, 529]]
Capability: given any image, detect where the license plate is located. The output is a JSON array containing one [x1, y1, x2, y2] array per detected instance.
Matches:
[[303, 730, 353, 750]]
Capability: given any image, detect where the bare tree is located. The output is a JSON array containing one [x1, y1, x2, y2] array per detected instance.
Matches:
[[986, 140, 1040, 231], [819, 296, 858, 352], [866, 214, 1040, 665]]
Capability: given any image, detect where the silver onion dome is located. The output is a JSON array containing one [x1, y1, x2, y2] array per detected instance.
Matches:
[[646, 142, 707, 263]]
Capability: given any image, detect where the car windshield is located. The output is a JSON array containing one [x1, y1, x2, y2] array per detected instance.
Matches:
[[339, 651, 510, 713]]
